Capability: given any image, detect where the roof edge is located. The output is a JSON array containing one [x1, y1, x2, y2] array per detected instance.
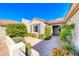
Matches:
[[65, 3, 79, 23]]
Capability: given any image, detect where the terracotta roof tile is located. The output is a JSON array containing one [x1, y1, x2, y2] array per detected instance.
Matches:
[[0, 20, 19, 25]]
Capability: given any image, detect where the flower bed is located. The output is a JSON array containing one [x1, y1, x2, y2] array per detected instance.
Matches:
[[51, 48, 72, 56]]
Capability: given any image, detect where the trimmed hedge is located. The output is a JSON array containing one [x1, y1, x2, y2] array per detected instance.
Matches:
[[6, 24, 27, 38], [62, 42, 72, 52], [25, 43, 32, 55], [26, 33, 37, 38], [45, 26, 51, 36], [45, 35, 52, 40], [12, 37, 24, 43], [37, 26, 52, 40], [38, 34, 45, 39], [44, 26, 52, 40]]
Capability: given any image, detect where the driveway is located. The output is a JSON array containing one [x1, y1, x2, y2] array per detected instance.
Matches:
[[33, 36, 62, 56]]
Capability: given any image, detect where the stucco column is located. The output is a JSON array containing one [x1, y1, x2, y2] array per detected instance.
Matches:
[[74, 22, 79, 50]]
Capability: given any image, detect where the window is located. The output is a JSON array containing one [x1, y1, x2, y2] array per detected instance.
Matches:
[[34, 25, 38, 32], [31, 24, 40, 33]]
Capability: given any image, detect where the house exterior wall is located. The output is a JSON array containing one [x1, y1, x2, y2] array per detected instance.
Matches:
[[22, 18, 47, 34], [51, 24, 61, 34], [66, 10, 79, 49], [30, 19, 46, 34], [22, 18, 31, 33]]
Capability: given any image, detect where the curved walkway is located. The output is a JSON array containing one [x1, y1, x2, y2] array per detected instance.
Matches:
[[33, 36, 62, 56]]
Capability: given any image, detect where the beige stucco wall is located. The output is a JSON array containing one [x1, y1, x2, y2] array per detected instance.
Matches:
[[22, 18, 47, 34], [30, 19, 46, 34], [22, 18, 31, 33], [66, 10, 79, 49], [5, 36, 25, 56]]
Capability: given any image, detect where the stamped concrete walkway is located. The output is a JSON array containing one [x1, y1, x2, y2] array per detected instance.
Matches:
[[33, 36, 62, 56]]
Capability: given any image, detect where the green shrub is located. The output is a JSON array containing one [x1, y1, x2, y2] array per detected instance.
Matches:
[[38, 34, 45, 39], [59, 24, 74, 42], [62, 43, 79, 56], [62, 42, 72, 52], [68, 44, 79, 56], [6, 24, 27, 38], [12, 37, 24, 43], [26, 33, 37, 38], [0, 24, 7, 27], [44, 26, 52, 40], [59, 29, 72, 42], [25, 43, 32, 55], [59, 24, 76, 55], [61, 24, 74, 30], [45, 26, 52, 36], [45, 35, 52, 40]]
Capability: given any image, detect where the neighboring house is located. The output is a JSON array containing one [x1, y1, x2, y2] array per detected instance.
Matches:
[[22, 18, 64, 35], [65, 3, 79, 49], [0, 20, 20, 25]]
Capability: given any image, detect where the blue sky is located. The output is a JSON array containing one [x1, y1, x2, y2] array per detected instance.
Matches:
[[0, 3, 71, 22]]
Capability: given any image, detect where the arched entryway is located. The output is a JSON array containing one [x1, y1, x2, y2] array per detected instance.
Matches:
[[52, 25, 61, 36]]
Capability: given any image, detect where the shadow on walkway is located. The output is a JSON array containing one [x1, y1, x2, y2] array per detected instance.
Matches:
[[33, 36, 62, 56]]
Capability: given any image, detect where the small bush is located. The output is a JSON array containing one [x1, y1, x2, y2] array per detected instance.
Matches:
[[26, 33, 37, 38], [6, 24, 27, 38], [45, 35, 52, 40], [25, 43, 32, 55], [38, 34, 45, 39], [59, 24, 74, 42], [51, 48, 72, 56], [12, 37, 24, 43], [44, 26, 52, 40], [0, 24, 7, 27], [45, 26, 52, 36], [62, 42, 72, 52]]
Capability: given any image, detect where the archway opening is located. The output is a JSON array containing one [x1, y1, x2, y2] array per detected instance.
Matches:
[[52, 25, 61, 36]]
